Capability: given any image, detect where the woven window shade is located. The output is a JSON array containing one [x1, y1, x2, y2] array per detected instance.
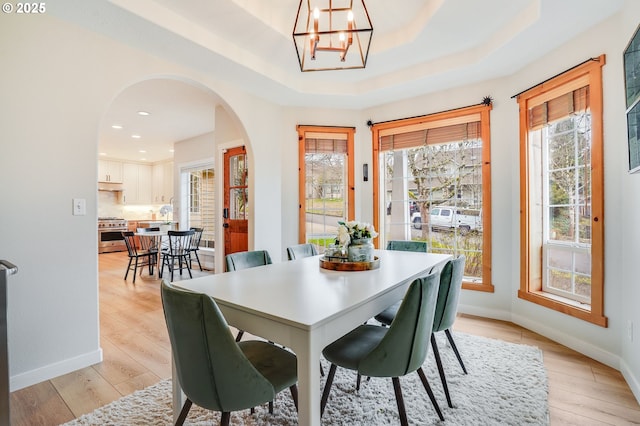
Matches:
[[529, 86, 589, 129], [305, 138, 348, 153], [380, 121, 481, 151]]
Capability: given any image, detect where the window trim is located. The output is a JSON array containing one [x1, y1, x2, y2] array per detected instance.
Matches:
[[371, 104, 493, 292], [516, 55, 607, 327], [296, 125, 355, 244]]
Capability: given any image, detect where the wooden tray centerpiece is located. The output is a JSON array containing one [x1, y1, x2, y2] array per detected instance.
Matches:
[[319, 256, 380, 271], [321, 220, 379, 271]]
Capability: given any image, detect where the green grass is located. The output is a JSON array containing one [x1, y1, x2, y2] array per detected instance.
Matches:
[[308, 237, 336, 247], [305, 198, 344, 216]]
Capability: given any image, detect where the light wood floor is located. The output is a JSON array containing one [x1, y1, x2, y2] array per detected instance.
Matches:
[[9, 252, 640, 425]]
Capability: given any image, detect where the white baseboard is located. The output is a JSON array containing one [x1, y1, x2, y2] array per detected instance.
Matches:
[[457, 305, 640, 405], [511, 313, 621, 370], [620, 359, 640, 404], [458, 304, 621, 369], [457, 303, 512, 322], [10, 348, 103, 391]]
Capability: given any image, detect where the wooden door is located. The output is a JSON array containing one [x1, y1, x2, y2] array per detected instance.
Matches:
[[223, 146, 249, 256]]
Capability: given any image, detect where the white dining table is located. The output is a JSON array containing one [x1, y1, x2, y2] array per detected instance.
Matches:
[[173, 249, 451, 426]]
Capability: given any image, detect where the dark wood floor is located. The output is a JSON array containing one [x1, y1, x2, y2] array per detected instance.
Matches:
[[9, 251, 640, 425]]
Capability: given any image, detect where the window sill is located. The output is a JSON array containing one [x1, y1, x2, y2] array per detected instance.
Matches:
[[462, 281, 494, 293], [517, 289, 608, 327]]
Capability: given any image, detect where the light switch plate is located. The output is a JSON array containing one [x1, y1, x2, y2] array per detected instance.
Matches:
[[73, 198, 86, 216]]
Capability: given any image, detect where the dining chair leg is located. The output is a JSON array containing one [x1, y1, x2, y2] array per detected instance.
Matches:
[[289, 384, 299, 411], [124, 258, 133, 281], [194, 251, 203, 271], [220, 411, 230, 426], [356, 373, 362, 391], [159, 254, 166, 278], [268, 401, 273, 414], [320, 363, 337, 416], [391, 377, 409, 426], [186, 258, 193, 278], [132, 258, 138, 284], [417, 367, 445, 421], [235, 330, 244, 342], [445, 329, 467, 374], [431, 333, 453, 408], [175, 398, 192, 426]]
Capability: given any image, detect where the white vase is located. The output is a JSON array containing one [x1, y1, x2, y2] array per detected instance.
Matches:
[[347, 238, 374, 262]]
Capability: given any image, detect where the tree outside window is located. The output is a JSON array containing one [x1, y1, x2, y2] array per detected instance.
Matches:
[[516, 55, 606, 327], [372, 104, 493, 291]]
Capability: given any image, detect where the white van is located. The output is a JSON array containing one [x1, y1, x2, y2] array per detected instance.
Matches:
[[411, 206, 481, 234]]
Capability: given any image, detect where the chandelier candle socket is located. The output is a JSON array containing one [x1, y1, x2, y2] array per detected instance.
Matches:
[[293, 0, 373, 72]]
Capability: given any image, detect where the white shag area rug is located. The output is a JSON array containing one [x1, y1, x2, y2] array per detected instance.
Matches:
[[62, 332, 548, 425]]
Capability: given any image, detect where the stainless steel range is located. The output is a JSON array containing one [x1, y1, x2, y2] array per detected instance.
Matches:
[[98, 217, 128, 253]]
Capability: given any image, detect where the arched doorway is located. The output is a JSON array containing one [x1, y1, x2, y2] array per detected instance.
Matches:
[[98, 77, 250, 271]]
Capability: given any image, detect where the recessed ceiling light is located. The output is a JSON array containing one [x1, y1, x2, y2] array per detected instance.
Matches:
[[111, 125, 123, 129], [137, 111, 150, 116], [131, 134, 141, 139], [169, 149, 175, 153], [139, 150, 147, 153], [99, 152, 107, 156]]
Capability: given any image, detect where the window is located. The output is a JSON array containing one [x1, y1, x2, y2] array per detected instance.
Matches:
[[516, 55, 607, 327], [297, 126, 355, 253], [182, 166, 215, 249], [371, 104, 493, 291]]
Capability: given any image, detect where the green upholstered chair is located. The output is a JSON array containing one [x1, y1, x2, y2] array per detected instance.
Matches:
[[224, 250, 273, 342], [286, 243, 318, 260], [320, 273, 444, 424], [351, 239, 429, 390], [429, 255, 467, 407], [225, 250, 272, 272], [161, 280, 298, 426], [386, 240, 427, 252], [375, 255, 467, 409], [373, 241, 428, 329]]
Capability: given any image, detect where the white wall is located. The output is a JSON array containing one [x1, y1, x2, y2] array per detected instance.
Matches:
[[617, 0, 640, 402], [0, 13, 285, 390], [2, 2, 639, 403], [354, 1, 638, 400]]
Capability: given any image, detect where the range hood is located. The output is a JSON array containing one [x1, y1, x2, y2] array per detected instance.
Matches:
[[98, 182, 124, 192]]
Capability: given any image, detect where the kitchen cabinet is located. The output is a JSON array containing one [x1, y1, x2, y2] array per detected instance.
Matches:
[[152, 161, 173, 204], [98, 160, 123, 183], [122, 163, 152, 204]]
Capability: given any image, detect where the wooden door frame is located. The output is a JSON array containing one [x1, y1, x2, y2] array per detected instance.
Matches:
[[223, 145, 249, 258], [296, 125, 355, 244], [215, 140, 247, 273]]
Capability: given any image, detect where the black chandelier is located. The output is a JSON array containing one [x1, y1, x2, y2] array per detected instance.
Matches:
[[292, 0, 373, 72]]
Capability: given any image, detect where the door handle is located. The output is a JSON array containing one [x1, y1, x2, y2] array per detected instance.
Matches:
[[223, 223, 229, 228], [223, 208, 229, 219]]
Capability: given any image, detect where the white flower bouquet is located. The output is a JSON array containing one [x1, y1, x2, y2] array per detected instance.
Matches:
[[336, 220, 378, 246], [159, 204, 173, 223]]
